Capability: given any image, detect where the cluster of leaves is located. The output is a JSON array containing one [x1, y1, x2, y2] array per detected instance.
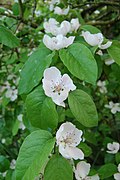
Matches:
[[0, 0, 120, 180]]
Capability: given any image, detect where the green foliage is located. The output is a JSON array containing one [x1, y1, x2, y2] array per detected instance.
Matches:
[[59, 43, 98, 85], [98, 163, 117, 179], [107, 40, 120, 65], [68, 89, 98, 127], [18, 47, 55, 94], [44, 155, 73, 180], [25, 85, 58, 130], [15, 130, 55, 180], [0, 25, 20, 48]]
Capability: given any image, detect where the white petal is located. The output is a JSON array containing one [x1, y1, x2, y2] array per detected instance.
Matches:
[[43, 67, 61, 82], [90, 174, 100, 180], [81, 31, 103, 46], [62, 74, 76, 91], [118, 164, 120, 172], [43, 35, 54, 50], [58, 144, 71, 159], [56, 122, 75, 143], [50, 89, 68, 107], [99, 41, 112, 49], [60, 21, 71, 35], [114, 173, 120, 180], [105, 58, 115, 65], [75, 161, 90, 179], [107, 142, 119, 154], [70, 128, 83, 147], [70, 18, 80, 32], [65, 146, 84, 160], [63, 36, 75, 48]]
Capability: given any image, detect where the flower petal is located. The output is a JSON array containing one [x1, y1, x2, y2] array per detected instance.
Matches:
[[81, 31, 103, 46], [75, 161, 90, 179], [62, 74, 76, 91], [114, 173, 120, 180], [99, 41, 112, 49], [65, 146, 84, 160]]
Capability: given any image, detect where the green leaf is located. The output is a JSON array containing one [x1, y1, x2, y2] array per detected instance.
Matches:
[[12, 120, 20, 136], [15, 130, 55, 180], [25, 85, 58, 130], [68, 89, 98, 127], [0, 156, 10, 172], [44, 155, 73, 180], [81, 25, 101, 33], [0, 25, 20, 48], [78, 142, 92, 157], [18, 47, 54, 95], [115, 152, 120, 164], [98, 163, 117, 179], [107, 40, 120, 65], [59, 43, 98, 85]]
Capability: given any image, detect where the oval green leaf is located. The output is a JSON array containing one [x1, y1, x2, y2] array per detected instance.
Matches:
[[25, 85, 58, 130], [107, 40, 120, 65], [44, 155, 73, 180], [15, 130, 55, 180], [18, 47, 54, 95], [68, 89, 98, 127], [59, 43, 98, 85], [98, 163, 117, 179]]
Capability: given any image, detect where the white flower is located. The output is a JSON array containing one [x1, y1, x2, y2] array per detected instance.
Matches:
[[43, 34, 75, 51], [105, 101, 120, 114], [70, 18, 80, 32], [75, 161, 100, 180], [107, 142, 120, 154], [94, 10, 100, 14], [17, 114, 26, 130], [114, 164, 120, 180], [56, 122, 84, 160], [5, 87, 18, 101], [81, 31, 112, 49], [97, 80, 107, 94], [43, 18, 71, 36], [105, 58, 115, 66], [42, 67, 76, 107], [54, 6, 69, 15], [10, 159, 16, 169], [48, 0, 60, 11]]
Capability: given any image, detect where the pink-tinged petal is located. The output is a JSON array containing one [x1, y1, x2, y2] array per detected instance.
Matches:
[[99, 41, 112, 49], [62, 74, 76, 91], [75, 161, 90, 179], [66, 146, 84, 160], [114, 173, 120, 180], [60, 21, 71, 35], [43, 67, 61, 82]]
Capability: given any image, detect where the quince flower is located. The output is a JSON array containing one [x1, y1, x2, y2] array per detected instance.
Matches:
[[75, 161, 100, 180], [105, 101, 120, 114], [97, 80, 107, 94], [70, 18, 80, 32], [42, 67, 76, 107], [43, 34, 75, 50], [114, 164, 120, 180], [107, 142, 120, 154], [43, 18, 71, 36], [81, 31, 112, 49], [56, 122, 84, 160], [54, 6, 69, 15]]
